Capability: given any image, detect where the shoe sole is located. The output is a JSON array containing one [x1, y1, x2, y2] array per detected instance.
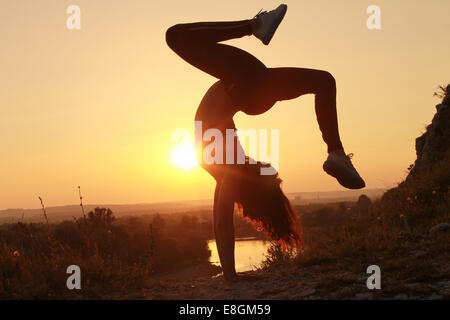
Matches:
[[323, 161, 365, 190], [262, 4, 288, 45]]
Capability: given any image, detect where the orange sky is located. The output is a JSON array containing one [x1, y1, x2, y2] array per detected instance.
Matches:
[[0, 0, 449, 209]]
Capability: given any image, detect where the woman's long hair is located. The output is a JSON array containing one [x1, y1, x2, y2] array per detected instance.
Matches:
[[232, 158, 303, 249]]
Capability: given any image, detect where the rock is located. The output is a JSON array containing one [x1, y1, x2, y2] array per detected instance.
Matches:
[[428, 293, 443, 300], [296, 288, 316, 298], [409, 101, 450, 177], [354, 292, 373, 300], [339, 287, 354, 295], [429, 223, 450, 235], [435, 280, 450, 290], [410, 250, 426, 257], [432, 262, 441, 267], [394, 293, 408, 300], [442, 84, 450, 106], [405, 283, 421, 290]]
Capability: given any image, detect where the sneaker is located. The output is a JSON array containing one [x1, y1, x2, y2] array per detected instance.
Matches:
[[253, 4, 288, 45], [323, 152, 366, 189]]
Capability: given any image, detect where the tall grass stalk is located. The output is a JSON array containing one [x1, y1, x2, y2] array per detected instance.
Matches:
[[38, 196, 49, 224], [78, 186, 86, 219]]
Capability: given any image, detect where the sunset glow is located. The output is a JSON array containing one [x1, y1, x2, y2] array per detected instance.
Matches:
[[1, 0, 448, 303], [171, 142, 198, 170], [0, 0, 449, 208]]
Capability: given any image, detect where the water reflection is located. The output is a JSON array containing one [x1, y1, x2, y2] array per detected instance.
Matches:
[[207, 237, 271, 272]]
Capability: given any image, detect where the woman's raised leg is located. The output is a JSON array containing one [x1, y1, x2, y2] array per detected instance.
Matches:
[[261, 67, 344, 153], [165, 20, 267, 91], [254, 67, 366, 189]]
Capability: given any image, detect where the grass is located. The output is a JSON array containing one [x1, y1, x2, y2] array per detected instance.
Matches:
[[261, 152, 449, 298], [1, 87, 448, 299], [0, 203, 268, 299], [0, 208, 212, 299]]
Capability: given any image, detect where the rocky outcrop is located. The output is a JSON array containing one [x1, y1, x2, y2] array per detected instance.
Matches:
[[408, 85, 450, 177], [443, 84, 450, 106], [429, 223, 450, 236]]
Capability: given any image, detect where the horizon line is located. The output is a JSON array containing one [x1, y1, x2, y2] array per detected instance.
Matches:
[[0, 187, 387, 212]]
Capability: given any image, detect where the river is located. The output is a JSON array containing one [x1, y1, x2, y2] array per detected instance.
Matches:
[[207, 237, 271, 272]]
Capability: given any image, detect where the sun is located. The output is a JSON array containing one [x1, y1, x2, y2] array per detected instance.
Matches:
[[171, 142, 198, 170]]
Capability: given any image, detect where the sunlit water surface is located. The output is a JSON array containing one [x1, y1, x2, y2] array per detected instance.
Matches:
[[207, 237, 271, 272]]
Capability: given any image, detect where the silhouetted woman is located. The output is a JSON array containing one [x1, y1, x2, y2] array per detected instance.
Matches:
[[166, 4, 365, 282]]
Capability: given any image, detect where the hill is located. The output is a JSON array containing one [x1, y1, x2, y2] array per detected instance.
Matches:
[[137, 85, 450, 300], [0, 189, 384, 224], [1, 86, 447, 299]]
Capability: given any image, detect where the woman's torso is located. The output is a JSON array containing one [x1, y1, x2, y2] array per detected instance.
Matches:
[[195, 81, 240, 181]]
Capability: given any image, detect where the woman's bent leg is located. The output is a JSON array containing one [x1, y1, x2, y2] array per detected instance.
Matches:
[[165, 21, 268, 94], [260, 67, 344, 153], [167, 20, 253, 44], [252, 67, 366, 189]]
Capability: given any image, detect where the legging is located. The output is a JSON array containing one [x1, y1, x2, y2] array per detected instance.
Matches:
[[166, 19, 344, 153]]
